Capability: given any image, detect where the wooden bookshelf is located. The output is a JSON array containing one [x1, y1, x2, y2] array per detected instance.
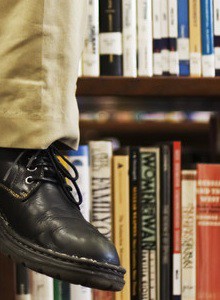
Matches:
[[77, 77, 220, 97]]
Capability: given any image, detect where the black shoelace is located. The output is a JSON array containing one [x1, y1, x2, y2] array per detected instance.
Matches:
[[3, 145, 82, 207]]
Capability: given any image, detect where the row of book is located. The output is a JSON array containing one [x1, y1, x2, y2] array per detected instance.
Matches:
[[79, 0, 220, 78], [15, 141, 220, 300]]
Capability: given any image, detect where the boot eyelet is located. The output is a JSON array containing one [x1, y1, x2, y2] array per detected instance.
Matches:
[[25, 176, 34, 185], [27, 167, 37, 172]]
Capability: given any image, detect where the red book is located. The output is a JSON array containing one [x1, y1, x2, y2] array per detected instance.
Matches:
[[197, 164, 220, 299]]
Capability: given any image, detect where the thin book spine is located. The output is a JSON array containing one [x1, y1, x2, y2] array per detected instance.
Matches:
[[214, 0, 220, 76], [161, 0, 170, 75], [153, 0, 162, 76], [16, 264, 31, 300]]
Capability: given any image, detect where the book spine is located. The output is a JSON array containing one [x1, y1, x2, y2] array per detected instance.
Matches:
[[89, 141, 113, 300], [168, 0, 179, 76], [30, 272, 53, 300], [178, 0, 190, 76], [201, 0, 215, 77], [82, 0, 100, 76], [137, 0, 153, 77], [214, 0, 220, 75], [189, 0, 202, 77], [153, 0, 163, 75], [54, 280, 62, 300], [181, 170, 197, 300], [172, 141, 181, 300], [70, 285, 92, 300], [16, 265, 31, 300], [122, 0, 137, 77], [161, 0, 170, 75], [99, 0, 123, 76], [113, 155, 131, 300], [139, 148, 160, 300], [61, 282, 70, 300], [160, 145, 172, 300]]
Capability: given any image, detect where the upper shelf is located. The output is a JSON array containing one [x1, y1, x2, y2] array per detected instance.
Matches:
[[76, 77, 220, 97]]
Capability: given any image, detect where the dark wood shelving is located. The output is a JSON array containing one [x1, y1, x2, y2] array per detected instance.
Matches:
[[77, 77, 220, 97]]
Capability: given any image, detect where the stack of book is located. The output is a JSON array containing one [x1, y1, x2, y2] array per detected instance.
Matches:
[[80, 0, 220, 77]]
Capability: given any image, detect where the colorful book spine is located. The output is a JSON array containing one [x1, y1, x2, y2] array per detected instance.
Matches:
[[178, 0, 190, 76], [181, 170, 197, 300], [82, 0, 99, 76], [161, 0, 170, 75], [137, 0, 153, 77], [54, 280, 70, 300], [160, 145, 172, 300], [122, 0, 137, 77], [172, 141, 181, 300], [197, 164, 220, 299], [113, 153, 131, 300], [214, 0, 220, 75], [99, 0, 123, 76], [16, 265, 31, 300], [139, 148, 160, 300], [89, 141, 113, 300], [153, 0, 162, 76], [201, 0, 215, 77], [30, 272, 53, 300], [168, 0, 179, 76], [189, 0, 202, 77]]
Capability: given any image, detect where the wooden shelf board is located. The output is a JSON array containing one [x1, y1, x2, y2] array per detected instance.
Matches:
[[76, 77, 220, 97]]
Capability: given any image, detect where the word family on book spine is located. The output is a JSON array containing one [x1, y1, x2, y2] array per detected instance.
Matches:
[[80, 0, 220, 77]]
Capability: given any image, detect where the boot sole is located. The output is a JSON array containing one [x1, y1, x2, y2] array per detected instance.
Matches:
[[0, 214, 125, 291]]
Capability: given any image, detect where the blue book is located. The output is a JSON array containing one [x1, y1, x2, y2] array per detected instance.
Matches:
[[178, 0, 190, 76], [201, 0, 215, 77]]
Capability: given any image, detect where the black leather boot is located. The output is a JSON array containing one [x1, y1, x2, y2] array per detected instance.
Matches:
[[0, 145, 125, 291]]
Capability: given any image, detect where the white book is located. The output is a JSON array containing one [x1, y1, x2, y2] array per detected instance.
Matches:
[[152, 0, 162, 75], [161, 0, 170, 74], [168, 0, 179, 75], [181, 170, 197, 300], [122, 0, 137, 77], [78, 58, 82, 77], [70, 285, 92, 300], [214, 0, 220, 75], [30, 272, 53, 300], [137, 0, 153, 77], [82, 0, 99, 76]]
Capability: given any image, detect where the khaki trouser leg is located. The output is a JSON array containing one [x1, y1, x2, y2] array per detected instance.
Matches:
[[0, 0, 87, 149]]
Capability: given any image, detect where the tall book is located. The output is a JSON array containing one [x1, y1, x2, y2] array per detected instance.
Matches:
[[197, 164, 220, 299], [16, 265, 31, 300], [189, 0, 202, 77], [153, 0, 162, 76], [67, 146, 92, 300], [137, 0, 153, 77], [172, 141, 181, 300], [139, 147, 160, 300], [89, 141, 113, 300], [99, 0, 123, 76], [201, 0, 215, 77], [54, 280, 70, 300], [168, 0, 179, 76], [161, 0, 170, 75], [178, 0, 190, 76], [122, 0, 137, 77], [113, 151, 131, 300], [82, 0, 100, 76], [160, 144, 172, 300], [30, 272, 53, 300], [214, 0, 220, 76], [181, 170, 196, 300]]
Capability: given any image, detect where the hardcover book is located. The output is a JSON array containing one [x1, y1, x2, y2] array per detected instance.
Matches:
[[153, 0, 162, 76], [214, 0, 220, 76], [161, 0, 170, 75], [16, 264, 31, 300], [30, 272, 53, 300]]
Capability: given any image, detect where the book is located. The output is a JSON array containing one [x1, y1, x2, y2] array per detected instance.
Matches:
[[172, 141, 181, 300], [70, 285, 92, 300], [89, 141, 113, 300], [161, 0, 170, 75], [122, 0, 137, 77], [160, 144, 172, 300], [197, 164, 220, 299], [152, 0, 163, 76], [54, 280, 70, 300], [214, 0, 220, 76], [113, 151, 131, 300], [168, 0, 179, 76], [99, 0, 123, 76], [82, 0, 100, 76], [16, 264, 31, 300], [137, 0, 153, 77], [201, 0, 215, 77], [181, 170, 196, 300], [139, 147, 160, 300], [189, 0, 202, 77], [30, 272, 53, 300], [178, 0, 190, 76]]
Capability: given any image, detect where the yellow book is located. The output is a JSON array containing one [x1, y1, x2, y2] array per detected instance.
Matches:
[[189, 0, 202, 77], [113, 154, 131, 300]]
